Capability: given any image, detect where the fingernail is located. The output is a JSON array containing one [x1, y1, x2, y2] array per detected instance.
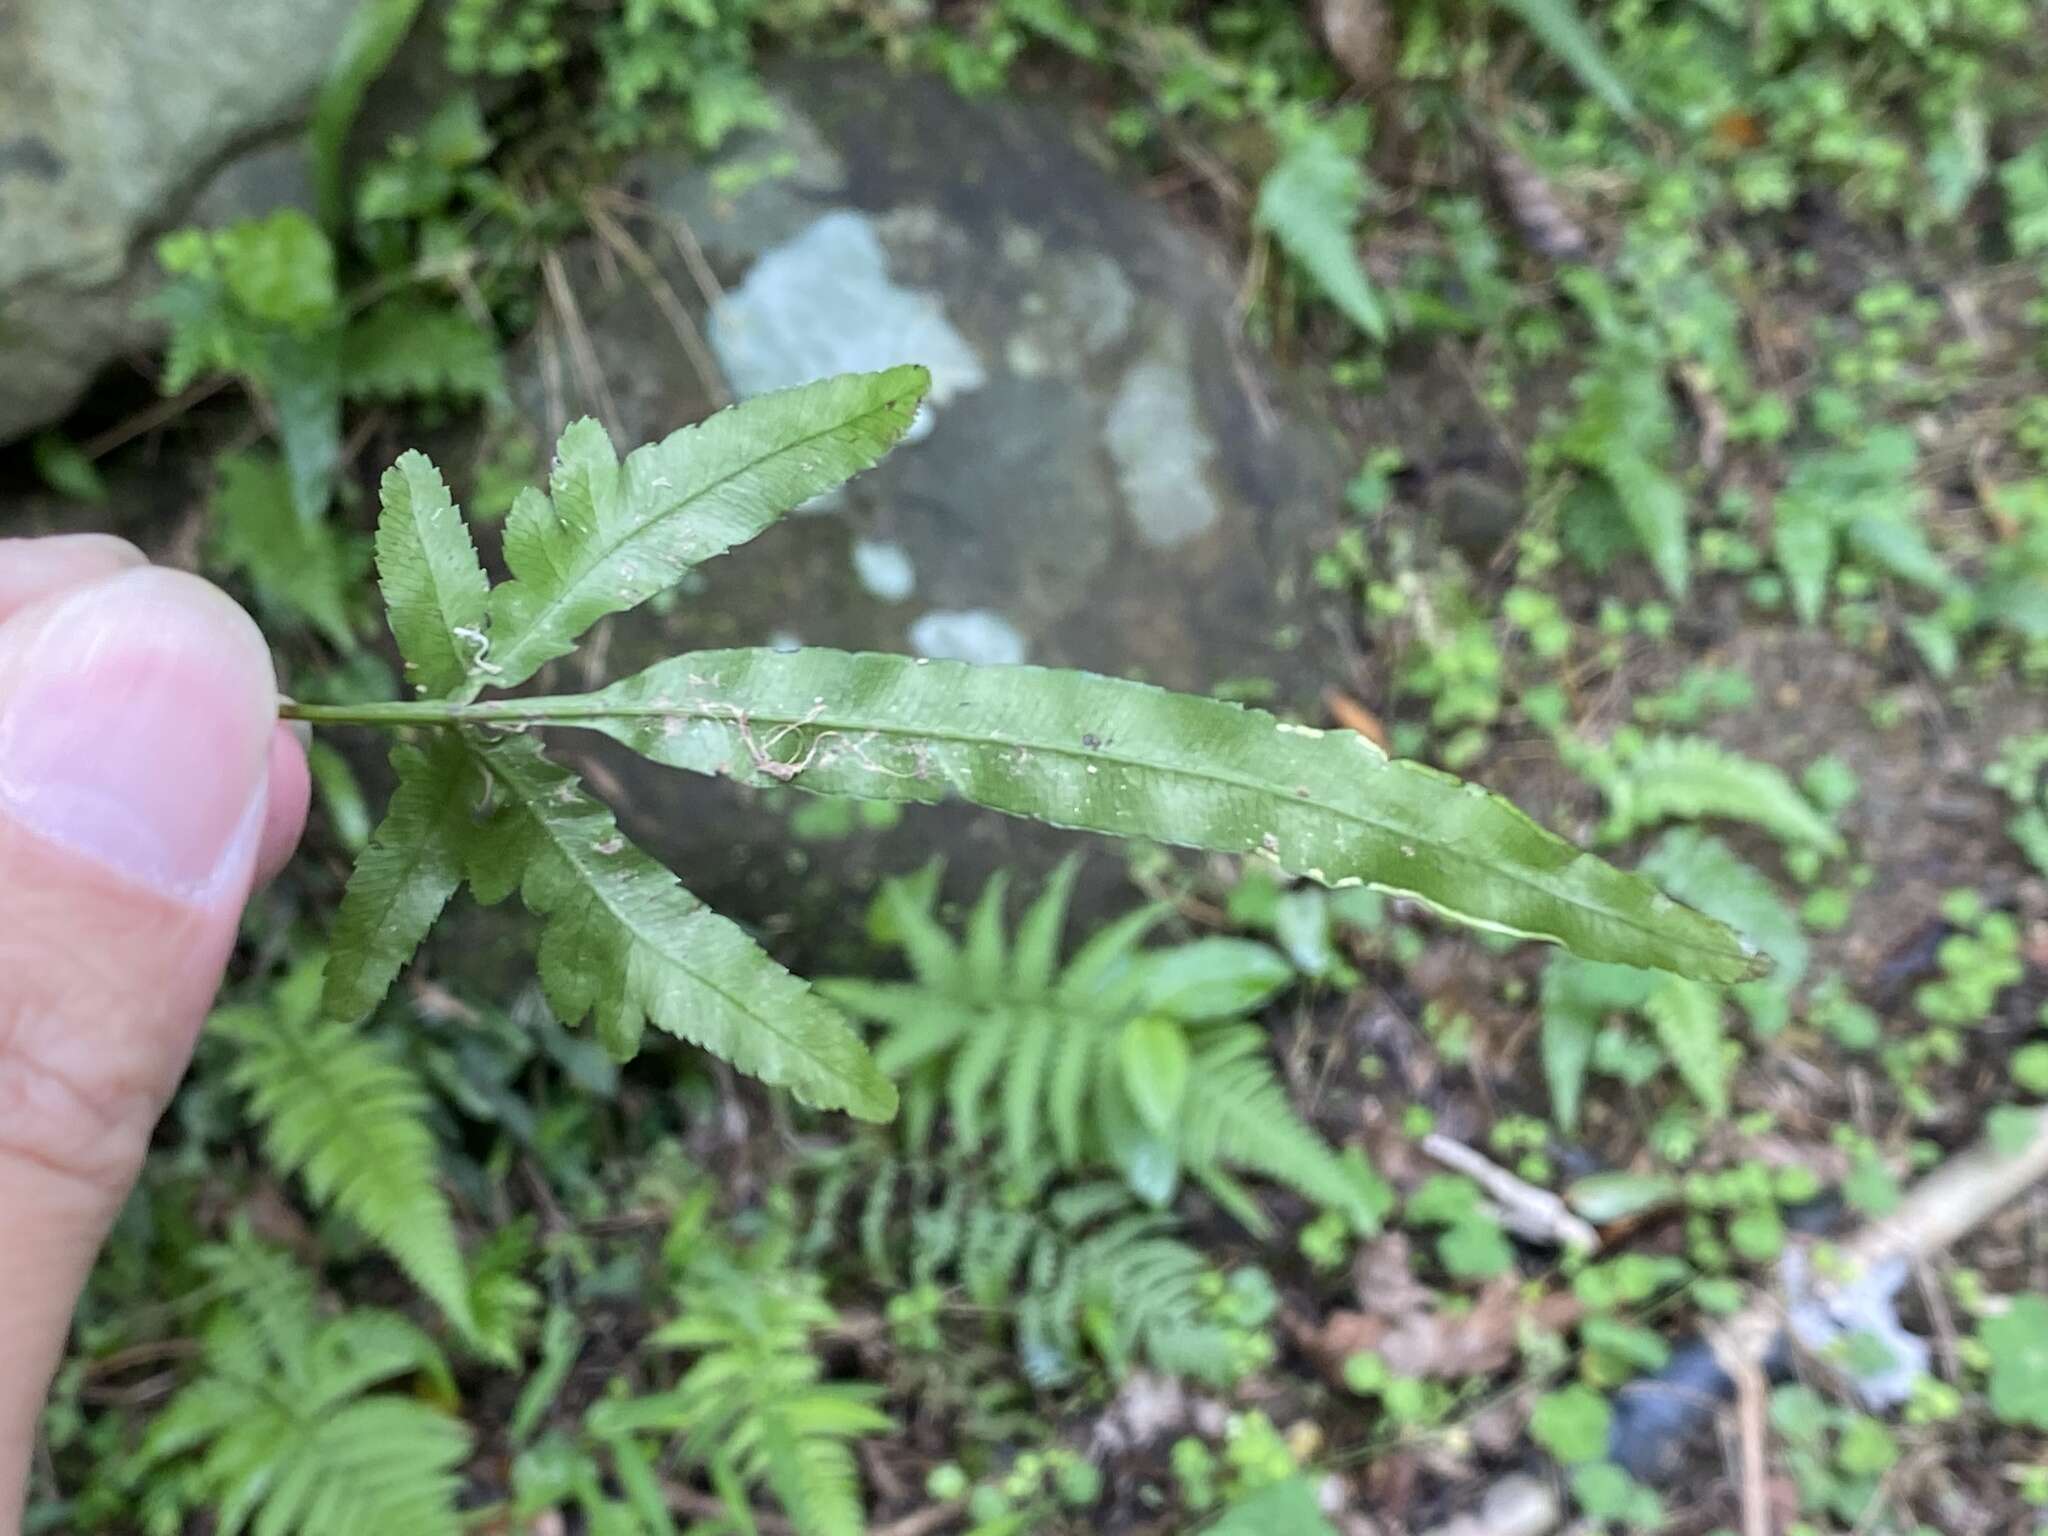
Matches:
[[0, 567, 277, 902], [0, 533, 146, 617]]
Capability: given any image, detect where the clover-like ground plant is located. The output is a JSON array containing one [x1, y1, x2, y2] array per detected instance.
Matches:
[[292, 365, 1760, 1121]]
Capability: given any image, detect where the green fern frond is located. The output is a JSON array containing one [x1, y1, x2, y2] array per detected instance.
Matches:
[[142, 1237, 470, 1536], [625, 1246, 887, 1536], [463, 731, 894, 1119], [1638, 829, 1807, 1032], [1492, 0, 1638, 120], [1588, 734, 1843, 853], [212, 961, 483, 1348], [823, 868, 1383, 1229], [1538, 954, 1659, 1133], [1179, 1028, 1389, 1231], [1640, 974, 1730, 1117], [758, 1406, 878, 1536], [806, 1154, 1269, 1388], [1537, 827, 1809, 1126], [482, 369, 927, 690], [307, 371, 934, 1127], [1013, 855, 1082, 993], [1255, 116, 1388, 342], [209, 450, 368, 648], [1989, 734, 2048, 876], [144, 212, 345, 522]]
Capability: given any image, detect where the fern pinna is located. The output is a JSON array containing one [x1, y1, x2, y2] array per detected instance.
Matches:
[[820, 863, 1391, 1237]]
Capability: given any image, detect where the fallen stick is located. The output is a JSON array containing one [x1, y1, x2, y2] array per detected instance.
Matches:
[[1824, 1103, 2048, 1272], [1707, 1101, 2048, 1376], [1420, 1132, 1600, 1252], [1728, 1348, 1771, 1536], [1423, 1104, 2048, 1536], [1703, 1104, 2048, 1531]]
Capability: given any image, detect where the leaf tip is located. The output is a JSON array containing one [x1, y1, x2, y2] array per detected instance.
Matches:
[[844, 1071, 900, 1125], [884, 361, 934, 402]]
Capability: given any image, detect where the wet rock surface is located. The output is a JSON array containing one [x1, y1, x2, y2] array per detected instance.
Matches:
[[501, 62, 1352, 936]]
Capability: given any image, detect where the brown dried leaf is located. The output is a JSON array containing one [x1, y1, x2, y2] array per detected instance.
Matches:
[[1352, 1232, 1433, 1317], [1324, 686, 1391, 750], [1296, 1262, 1582, 1383]]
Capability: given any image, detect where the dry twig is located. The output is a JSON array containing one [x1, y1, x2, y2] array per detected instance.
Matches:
[[581, 193, 731, 410], [1429, 1106, 2048, 1536], [540, 246, 623, 440], [1421, 1132, 1599, 1251], [1727, 1346, 1772, 1536]]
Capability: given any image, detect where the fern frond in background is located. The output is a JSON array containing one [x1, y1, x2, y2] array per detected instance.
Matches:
[[1552, 325, 1691, 599], [212, 960, 496, 1355], [589, 1207, 890, 1536], [1539, 830, 1810, 1129], [147, 208, 510, 529], [804, 1153, 1276, 1388], [1491, 0, 1639, 121], [208, 451, 369, 649], [148, 211, 344, 524], [343, 295, 506, 404], [139, 1236, 470, 1536], [1568, 732, 1844, 853], [823, 864, 1390, 1234], [1989, 734, 2048, 877], [1770, 428, 1958, 627], [1639, 829, 1808, 1034], [1256, 110, 1387, 342]]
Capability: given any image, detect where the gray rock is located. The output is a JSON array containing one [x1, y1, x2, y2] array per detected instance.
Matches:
[[487, 62, 1347, 936], [709, 208, 986, 444], [906, 609, 1031, 666], [0, 0, 359, 440]]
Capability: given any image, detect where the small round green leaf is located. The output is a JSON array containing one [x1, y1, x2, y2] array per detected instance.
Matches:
[[1530, 1384, 1613, 1465]]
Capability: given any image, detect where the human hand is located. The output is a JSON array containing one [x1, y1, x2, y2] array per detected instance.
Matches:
[[0, 536, 309, 1526]]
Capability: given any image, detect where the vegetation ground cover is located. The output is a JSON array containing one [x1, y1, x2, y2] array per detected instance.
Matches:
[[12, 2, 2048, 1534]]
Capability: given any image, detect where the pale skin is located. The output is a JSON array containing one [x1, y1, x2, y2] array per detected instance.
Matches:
[[0, 535, 309, 1533]]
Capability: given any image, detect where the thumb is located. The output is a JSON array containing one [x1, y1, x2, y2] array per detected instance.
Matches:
[[0, 565, 285, 1515]]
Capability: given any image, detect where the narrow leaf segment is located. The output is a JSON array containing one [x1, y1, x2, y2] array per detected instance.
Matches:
[[512, 647, 1764, 983], [464, 733, 896, 1122], [483, 366, 930, 691], [321, 738, 473, 1024]]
